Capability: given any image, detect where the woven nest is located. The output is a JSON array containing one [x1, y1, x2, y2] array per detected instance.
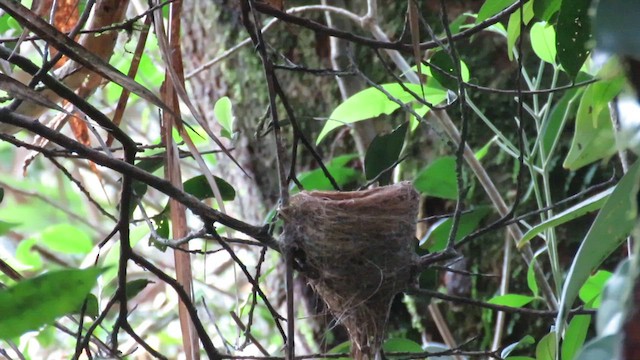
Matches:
[[280, 182, 420, 359]]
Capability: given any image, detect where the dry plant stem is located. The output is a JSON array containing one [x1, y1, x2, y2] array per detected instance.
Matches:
[[491, 234, 512, 350], [161, 2, 199, 357]]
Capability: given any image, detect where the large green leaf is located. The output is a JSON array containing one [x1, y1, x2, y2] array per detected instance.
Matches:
[[556, 0, 593, 78], [518, 187, 612, 248], [316, 83, 446, 144], [556, 160, 640, 336], [364, 122, 408, 185], [0, 267, 102, 339], [563, 76, 624, 170]]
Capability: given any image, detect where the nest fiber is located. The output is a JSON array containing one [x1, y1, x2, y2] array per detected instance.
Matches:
[[281, 182, 419, 359]]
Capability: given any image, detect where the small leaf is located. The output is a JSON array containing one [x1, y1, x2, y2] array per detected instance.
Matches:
[[429, 50, 461, 91], [501, 335, 536, 358], [0, 267, 102, 339], [530, 22, 557, 64], [413, 156, 458, 200], [317, 83, 446, 144], [72, 294, 99, 319], [0, 220, 19, 236], [506, 2, 535, 60], [296, 154, 360, 191], [40, 223, 93, 254], [477, 0, 517, 23], [382, 338, 423, 354], [518, 187, 613, 248], [126, 279, 152, 300], [556, 0, 592, 78], [533, 0, 561, 21], [213, 96, 235, 139], [420, 207, 491, 252], [578, 270, 612, 308], [182, 175, 235, 202], [527, 252, 541, 297], [563, 76, 624, 170], [562, 314, 592, 360], [556, 160, 640, 337], [364, 122, 408, 185], [487, 294, 535, 308], [536, 331, 557, 360]]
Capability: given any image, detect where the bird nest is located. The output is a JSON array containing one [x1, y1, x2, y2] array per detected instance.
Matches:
[[280, 182, 420, 359]]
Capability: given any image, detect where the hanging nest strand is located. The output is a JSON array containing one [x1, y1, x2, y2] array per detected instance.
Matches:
[[280, 182, 420, 360]]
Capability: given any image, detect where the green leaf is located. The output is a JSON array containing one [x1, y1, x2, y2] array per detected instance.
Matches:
[[15, 237, 42, 269], [0, 220, 19, 236], [477, 0, 517, 23], [429, 50, 462, 91], [501, 335, 536, 358], [506, 2, 534, 60], [540, 84, 584, 156], [556, 160, 640, 337], [533, 0, 561, 21], [213, 96, 235, 139], [382, 338, 423, 356], [72, 293, 99, 319], [487, 294, 535, 308], [562, 314, 592, 360], [563, 76, 624, 170], [182, 175, 235, 202], [364, 122, 408, 185], [413, 156, 458, 200], [474, 137, 496, 161], [0, 267, 102, 339], [327, 341, 351, 360], [420, 207, 491, 252], [126, 279, 152, 300], [518, 187, 613, 248], [39, 223, 93, 254], [505, 357, 536, 360], [527, 250, 544, 297], [594, 1, 640, 58], [556, 0, 593, 78], [536, 331, 557, 360], [530, 22, 557, 64], [297, 154, 360, 191], [316, 83, 446, 144], [578, 270, 612, 308]]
